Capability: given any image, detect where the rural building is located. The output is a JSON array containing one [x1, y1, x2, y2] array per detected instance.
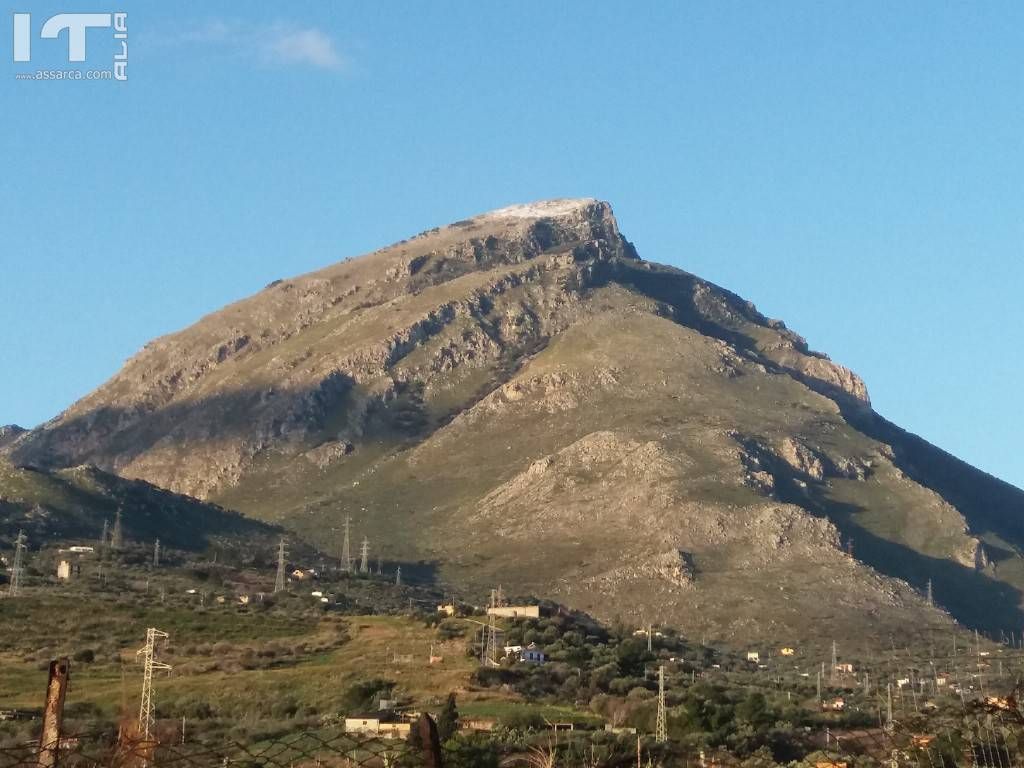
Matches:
[[779, 647, 796, 656], [56, 560, 79, 580], [486, 605, 540, 619], [521, 643, 546, 664], [436, 603, 457, 616], [834, 663, 854, 674], [343, 715, 411, 739], [461, 717, 497, 732], [746, 651, 760, 663]]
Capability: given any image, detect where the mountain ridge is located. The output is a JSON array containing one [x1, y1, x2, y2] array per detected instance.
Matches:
[[6, 199, 1023, 646]]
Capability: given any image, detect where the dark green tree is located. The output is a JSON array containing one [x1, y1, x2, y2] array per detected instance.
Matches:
[[437, 692, 459, 742]]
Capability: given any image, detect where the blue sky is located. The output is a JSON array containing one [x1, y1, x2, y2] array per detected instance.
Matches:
[[1, 2, 1021, 489]]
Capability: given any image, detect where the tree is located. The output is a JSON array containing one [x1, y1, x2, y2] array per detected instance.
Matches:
[[437, 692, 459, 742]]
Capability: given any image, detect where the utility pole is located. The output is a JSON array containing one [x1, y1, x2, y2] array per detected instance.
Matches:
[[7, 530, 26, 597], [111, 507, 123, 550], [831, 640, 838, 682], [395, 566, 401, 586], [340, 516, 352, 572], [376, 555, 383, 576], [926, 578, 933, 606], [100, 519, 108, 550], [886, 683, 893, 728], [647, 624, 653, 653], [655, 665, 667, 742], [136, 628, 171, 742], [153, 539, 160, 568], [359, 537, 370, 574], [274, 537, 287, 593]]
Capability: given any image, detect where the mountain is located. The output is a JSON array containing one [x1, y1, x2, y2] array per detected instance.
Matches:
[[7, 199, 1024, 646], [0, 458, 280, 555]]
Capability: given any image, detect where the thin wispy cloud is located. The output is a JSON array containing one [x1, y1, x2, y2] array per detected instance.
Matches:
[[171, 20, 347, 72]]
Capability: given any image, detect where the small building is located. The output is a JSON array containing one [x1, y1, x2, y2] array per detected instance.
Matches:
[[437, 604, 457, 616], [486, 605, 540, 619], [344, 715, 411, 739], [291, 569, 311, 581], [67, 546, 95, 554], [522, 643, 546, 664], [834, 663, 855, 674], [779, 647, 796, 657], [462, 717, 497, 732], [56, 560, 79, 580], [746, 651, 760, 663], [605, 725, 637, 735], [238, 594, 251, 605], [504, 645, 523, 657]]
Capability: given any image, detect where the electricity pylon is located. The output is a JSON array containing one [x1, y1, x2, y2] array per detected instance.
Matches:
[[111, 507, 123, 550], [927, 578, 933, 606], [655, 665, 667, 742], [274, 538, 288, 593], [7, 530, 26, 597], [359, 537, 370, 573], [136, 628, 171, 741], [484, 612, 500, 667], [340, 516, 352, 572]]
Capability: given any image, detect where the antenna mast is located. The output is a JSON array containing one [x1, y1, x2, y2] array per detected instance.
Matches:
[[136, 628, 171, 742], [274, 537, 288, 593]]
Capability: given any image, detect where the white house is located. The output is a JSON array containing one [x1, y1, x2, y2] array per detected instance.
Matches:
[[522, 643, 546, 664]]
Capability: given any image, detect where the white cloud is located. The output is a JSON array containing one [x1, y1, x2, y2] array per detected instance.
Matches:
[[266, 28, 344, 71], [173, 20, 346, 72]]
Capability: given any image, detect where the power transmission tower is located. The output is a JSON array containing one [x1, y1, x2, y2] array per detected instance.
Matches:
[[340, 516, 352, 572], [926, 578, 933, 606], [395, 566, 401, 586], [136, 628, 171, 742], [495, 584, 504, 607], [111, 507, 123, 550], [100, 519, 108, 550], [655, 665, 667, 742], [483, 613, 500, 667], [359, 537, 370, 573], [886, 683, 894, 728], [274, 538, 288, 593], [7, 530, 26, 597], [153, 539, 160, 568]]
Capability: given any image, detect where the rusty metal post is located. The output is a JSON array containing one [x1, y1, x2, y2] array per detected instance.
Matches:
[[416, 713, 443, 768], [38, 658, 71, 768]]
